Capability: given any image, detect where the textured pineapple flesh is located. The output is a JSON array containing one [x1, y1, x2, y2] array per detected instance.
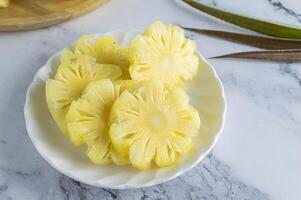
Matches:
[[110, 80, 201, 169], [73, 35, 98, 58], [66, 80, 128, 165], [46, 49, 122, 135], [114, 79, 143, 97], [74, 35, 130, 78], [129, 21, 199, 86], [0, 0, 10, 7]]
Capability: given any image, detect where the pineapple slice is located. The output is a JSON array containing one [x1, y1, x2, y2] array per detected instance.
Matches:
[[110, 80, 201, 169], [66, 80, 115, 145], [46, 49, 122, 135], [0, 0, 10, 8], [96, 36, 130, 77], [129, 21, 199, 86], [66, 80, 128, 164], [74, 35, 130, 78], [73, 35, 98, 58]]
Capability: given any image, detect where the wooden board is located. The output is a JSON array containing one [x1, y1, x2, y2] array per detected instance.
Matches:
[[0, 0, 109, 31]]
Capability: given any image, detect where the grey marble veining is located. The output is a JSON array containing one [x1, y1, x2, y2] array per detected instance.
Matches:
[[0, 0, 300, 199], [267, 0, 301, 22], [46, 154, 270, 200]]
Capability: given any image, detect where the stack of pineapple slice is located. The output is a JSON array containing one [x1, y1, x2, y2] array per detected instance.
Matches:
[[46, 21, 201, 170]]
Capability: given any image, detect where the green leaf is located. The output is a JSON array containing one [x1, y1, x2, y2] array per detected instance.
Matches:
[[182, 0, 301, 39], [183, 27, 301, 50], [210, 49, 301, 62]]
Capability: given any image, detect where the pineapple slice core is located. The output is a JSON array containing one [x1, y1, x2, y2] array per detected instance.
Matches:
[[145, 110, 167, 131]]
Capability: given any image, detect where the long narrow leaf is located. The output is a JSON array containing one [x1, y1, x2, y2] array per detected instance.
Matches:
[[182, 0, 301, 39], [210, 49, 301, 62], [183, 27, 301, 50]]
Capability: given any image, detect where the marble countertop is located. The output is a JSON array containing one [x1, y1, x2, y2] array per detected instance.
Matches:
[[0, 0, 300, 199]]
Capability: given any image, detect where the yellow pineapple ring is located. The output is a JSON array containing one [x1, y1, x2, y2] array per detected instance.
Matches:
[[66, 79, 115, 145], [66, 79, 128, 165], [110, 80, 201, 170], [74, 35, 130, 78], [129, 21, 199, 86], [46, 49, 122, 135]]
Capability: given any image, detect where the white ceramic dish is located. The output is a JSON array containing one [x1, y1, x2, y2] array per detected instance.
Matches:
[[24, 31, 226, 189]]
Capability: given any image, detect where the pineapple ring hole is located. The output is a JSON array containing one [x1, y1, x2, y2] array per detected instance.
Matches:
[[146, 110, 168, 131]]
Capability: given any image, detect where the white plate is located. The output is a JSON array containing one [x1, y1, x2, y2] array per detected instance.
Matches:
[[24, 31, 226, 189]]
